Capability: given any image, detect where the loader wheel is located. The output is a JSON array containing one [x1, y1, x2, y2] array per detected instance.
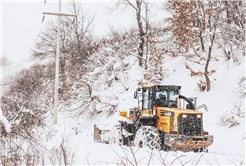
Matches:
[[110, 124, 123, 146], [133, 126, 161, 150], [162, 144, 171, 151]]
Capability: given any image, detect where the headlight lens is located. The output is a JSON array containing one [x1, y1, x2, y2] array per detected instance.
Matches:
[[182, 114, 187, 118], [197, 115, 201, 118]]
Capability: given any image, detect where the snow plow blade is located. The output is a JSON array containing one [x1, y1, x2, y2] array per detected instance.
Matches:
[[94, 124, 111, 144], [164, 134, 213, 151]]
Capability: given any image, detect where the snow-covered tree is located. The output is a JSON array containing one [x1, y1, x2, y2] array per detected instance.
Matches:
[[140, 36, 165, 85], [217, 0, 245, 64], [66, 28, 139, 117], [167, 0, 225, 91], [32, 1, 95, 97], [111, 0, 152, 66], [0, 63, 55, 165]]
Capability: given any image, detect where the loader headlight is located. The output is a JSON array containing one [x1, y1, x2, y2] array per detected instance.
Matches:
[[197, 115, 201, 118], [182, 114, 187, 118]]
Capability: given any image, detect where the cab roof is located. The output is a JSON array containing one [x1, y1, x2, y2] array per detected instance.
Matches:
[[142, 85, 181, 89]]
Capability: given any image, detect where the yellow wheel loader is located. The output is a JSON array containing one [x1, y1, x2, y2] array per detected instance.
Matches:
[[95, 85, 213, 152]]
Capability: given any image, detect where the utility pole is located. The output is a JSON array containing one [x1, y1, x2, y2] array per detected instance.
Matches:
[[43, 0, 77, 125]]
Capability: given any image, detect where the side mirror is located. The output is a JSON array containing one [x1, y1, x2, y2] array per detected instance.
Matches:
[[134, 91, 137, 99]]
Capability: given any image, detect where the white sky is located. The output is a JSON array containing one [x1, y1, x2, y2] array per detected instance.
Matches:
[[1, 1, 132, 64], [1, 0, 165, 64]]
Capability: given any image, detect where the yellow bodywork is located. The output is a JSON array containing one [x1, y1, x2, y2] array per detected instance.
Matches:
[[119, 108, 138, 121], [142, 85, 152, 88], [119, 110, 130, 120], [119, 107, 203, 134], [119, 85, 203, 134], [156, 107, 203, 134], [141, 109, 152, 115]]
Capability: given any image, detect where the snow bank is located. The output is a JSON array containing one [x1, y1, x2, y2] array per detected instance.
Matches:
[[0, 107, 11, 133]]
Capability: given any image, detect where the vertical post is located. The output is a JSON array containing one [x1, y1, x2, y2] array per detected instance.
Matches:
[[43, 0, 76, 125], [53, 0, 61, 125]]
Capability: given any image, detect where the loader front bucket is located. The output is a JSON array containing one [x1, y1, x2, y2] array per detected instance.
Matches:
[[94, 124, 111, 144], [164, 134, 213, 152]]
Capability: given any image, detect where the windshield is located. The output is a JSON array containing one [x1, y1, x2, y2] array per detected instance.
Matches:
[[156, 90, 178, 108]]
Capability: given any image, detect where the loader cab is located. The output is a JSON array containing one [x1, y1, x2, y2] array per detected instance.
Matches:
[[134, 85, 181, 113]]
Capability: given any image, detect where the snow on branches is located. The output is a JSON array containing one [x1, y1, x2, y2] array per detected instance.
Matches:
[[167, 0, 225, 91], [139, 36, 165, 85], [0, 107, 11, 135]]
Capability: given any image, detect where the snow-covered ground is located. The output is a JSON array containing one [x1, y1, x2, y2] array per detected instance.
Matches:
[[44, 50, 245, 165]]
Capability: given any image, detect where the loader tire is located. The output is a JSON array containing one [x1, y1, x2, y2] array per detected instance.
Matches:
[[133, 126, 161, 150], [110, 124, 124, 146]]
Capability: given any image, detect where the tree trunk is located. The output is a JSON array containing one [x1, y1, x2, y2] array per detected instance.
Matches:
[[136, 0, 144, 66], [204, 30, 216, 91], [204, 48, 211, 91], [200, 31, 205, 51]]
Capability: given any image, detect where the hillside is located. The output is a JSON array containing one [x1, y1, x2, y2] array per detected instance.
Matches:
[[44, 52, 245, 165], [1, 46, 244, 165], [1, 1, 245, 165], [1, 42, 244, 166]]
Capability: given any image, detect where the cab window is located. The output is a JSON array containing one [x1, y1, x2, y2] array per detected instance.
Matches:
[[169, 91, 175, 101], [156, 91, 168, 99], [143, 88, 149, 110], [156, 90, 178, 107]]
